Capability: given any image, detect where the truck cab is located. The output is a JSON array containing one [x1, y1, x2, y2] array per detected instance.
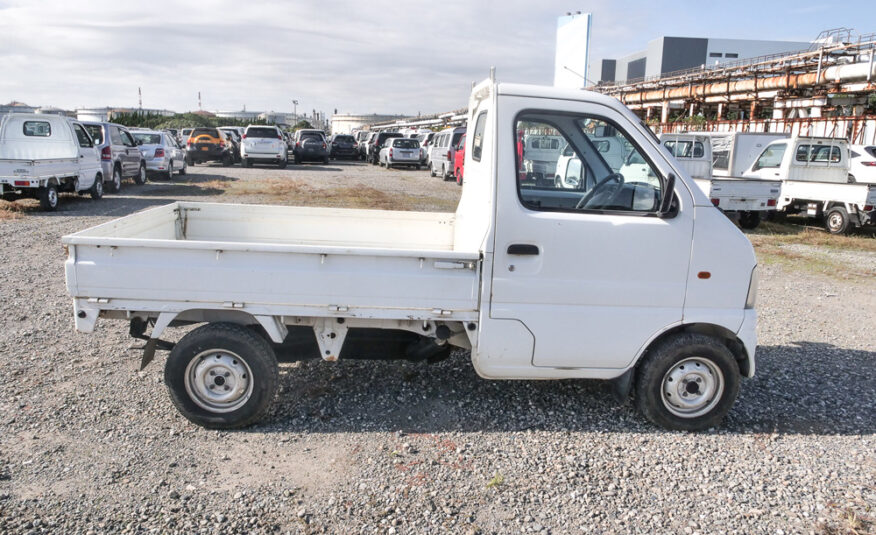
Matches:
[[744, 136, 850, 183], [64, 79, 759, 431]]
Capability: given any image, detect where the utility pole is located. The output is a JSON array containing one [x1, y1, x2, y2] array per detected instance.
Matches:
[[292, 100, 298, 124]]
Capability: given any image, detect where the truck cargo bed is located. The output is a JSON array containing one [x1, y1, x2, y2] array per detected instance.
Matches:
[[63, 202, 481, 321]]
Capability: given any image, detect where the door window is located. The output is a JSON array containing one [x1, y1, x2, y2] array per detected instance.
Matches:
[[109, 126, 123, 145], [121, 131, 136, 147], [471, 112, 487, 161], [73, 124, 93, 147], [664, 140, 704, 158], [795, 144, 841, 163], [753, 143, 786, 169], [516, 112, 664, 214]]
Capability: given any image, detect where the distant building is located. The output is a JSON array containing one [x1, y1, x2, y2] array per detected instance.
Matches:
[[330, 113, 409, 134], [1, 101, 37, 114], [600, 36, 812, 83], [36, 106, 73, 116], [215, 110, 262, 121], [76, 107, 176, 122]]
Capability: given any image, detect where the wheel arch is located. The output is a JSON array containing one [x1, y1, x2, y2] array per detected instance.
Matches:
[[635, 322, 751, 377], [152, 309, 287, 343]]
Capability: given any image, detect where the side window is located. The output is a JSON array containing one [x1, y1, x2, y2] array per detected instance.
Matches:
[[23, 121, 52, 137], [471, 112, 487, 162], [73, 124, 93, 147], [755, 144, 786, 169], [121, 131, 136, 147], [85, 125, 103, 144], [109, 126, 123, 145], [516, 113, 663, 214], [795, 144, 810, 162]]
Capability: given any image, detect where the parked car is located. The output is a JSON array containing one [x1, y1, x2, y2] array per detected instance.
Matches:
[[848, 144, 876, 183], [241, 125, 287, 168], [355, 130, 371, 159], [429, 126, 466, 180], [0, 113, 103, 210], [179, 128, 194, 146], [132, 130, 187, 179], [218, 127, 243, 162], [82, 121, 147, 192], [292, 129, 329, 164], [186, 127, 234, 166], [329, 134, 358, 159], [417, 132, 436, 166], [453, 134, 466, 185], [367, 132, 403, 165], [64, 78, 761, 432], [379, 137, 422, 169]]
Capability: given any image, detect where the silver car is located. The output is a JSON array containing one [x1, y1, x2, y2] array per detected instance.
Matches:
[[82, 121, 147, 193], [379, 137, 422, 169], [132, 130, 187, 179]]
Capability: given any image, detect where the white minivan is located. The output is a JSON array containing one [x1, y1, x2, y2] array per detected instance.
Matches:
[[429, 126, 466, 180]]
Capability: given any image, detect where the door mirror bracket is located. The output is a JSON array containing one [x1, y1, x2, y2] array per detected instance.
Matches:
[[658, 173, 677, 219]]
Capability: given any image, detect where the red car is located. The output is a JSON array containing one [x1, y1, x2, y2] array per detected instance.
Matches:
[[453, 134, 466, 185]]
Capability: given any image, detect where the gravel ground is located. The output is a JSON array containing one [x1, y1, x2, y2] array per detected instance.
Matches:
[[1, 161, 874, 534]]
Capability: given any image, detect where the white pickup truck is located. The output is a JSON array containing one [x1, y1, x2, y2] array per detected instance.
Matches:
[[0, 113, 104, 210], [659, 133, 781, 229], [743, 136, 876, 233], [63, 78, 759, 431]]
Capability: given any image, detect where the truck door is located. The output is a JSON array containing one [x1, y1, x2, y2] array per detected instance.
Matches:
[[71, 122, 98, 189], [489, 99, 695, 370]]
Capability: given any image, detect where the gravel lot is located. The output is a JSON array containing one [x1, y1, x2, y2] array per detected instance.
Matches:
[[1, 161, 874, 534]]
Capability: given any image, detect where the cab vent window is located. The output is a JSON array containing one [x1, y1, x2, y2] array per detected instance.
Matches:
[[471, 112, 487, 162]]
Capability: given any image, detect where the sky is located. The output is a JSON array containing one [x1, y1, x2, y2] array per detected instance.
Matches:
[[0, 0, 869, 117]]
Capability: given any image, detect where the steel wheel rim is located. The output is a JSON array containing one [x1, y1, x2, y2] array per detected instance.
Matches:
[[95, 179, 102, 196], [113, 169, 121, 188], [184, 350, 254, 413], [47, 188, 58, 206], [661, 357, 724, 418], [828, 212, 843, 231], [139, 166, 146, 181]]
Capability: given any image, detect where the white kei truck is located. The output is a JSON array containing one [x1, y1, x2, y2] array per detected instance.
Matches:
[[0, 113, 104, 210], [659, 133, 781, 230], [743, 136, 876, 234], [63, 78, 759, 431]]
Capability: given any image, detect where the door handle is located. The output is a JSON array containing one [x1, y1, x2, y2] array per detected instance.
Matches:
[[507, 244, 539, 255]]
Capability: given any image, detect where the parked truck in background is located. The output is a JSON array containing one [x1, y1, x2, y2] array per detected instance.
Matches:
[[701, 132, 790, 178], [0, 113, 104, 210], [743, 136, 876, 233], [660, 133, 781, 229], [63, 78, 759, 432]]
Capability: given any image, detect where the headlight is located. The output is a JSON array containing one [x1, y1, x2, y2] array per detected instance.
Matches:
[[745, 266, 759, 309]]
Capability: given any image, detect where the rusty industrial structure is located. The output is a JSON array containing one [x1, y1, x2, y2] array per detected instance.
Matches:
[[594, 29, 876, 144]]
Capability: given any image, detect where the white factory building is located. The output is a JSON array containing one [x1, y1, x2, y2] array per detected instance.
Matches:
[[330, 113, 409, 134]]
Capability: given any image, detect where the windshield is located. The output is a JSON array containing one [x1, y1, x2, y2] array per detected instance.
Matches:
[[246, 127, 279, 138], [191, 128, 219, 138], [133, 133, 161, 145]]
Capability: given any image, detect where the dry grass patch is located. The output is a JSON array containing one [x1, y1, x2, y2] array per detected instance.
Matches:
[[0, 199, 40, 220], [194, 178, 458, 212]]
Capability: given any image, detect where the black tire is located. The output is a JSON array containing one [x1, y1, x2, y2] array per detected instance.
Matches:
[[635, 333, 740, 431], [186, 155, 195, 166], [133, 162, 147, 185], [323, 156, 329, 164], [294, 155, 301, 165], [178, 160, 187, 175], [848, 174, 856, 184], [416, 165, 421, 170], [222, 154, 233, 167], [278, 158, 287, 169], [165, 161, 174, 180], [430, 164, 437, 177], [39, 183, 59, 211], [824, 206, 851, 235], [90, 174, 104, 199], [738, 211, 760, 230], [109, 166, 122, 193], [164, 323, 279, 429]]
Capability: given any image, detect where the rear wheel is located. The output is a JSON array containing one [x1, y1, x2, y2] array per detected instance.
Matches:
[[165, 161, 174, 180], [278, 158, 287, 169], [738, 211, 760, 230], [165, 323, 279, 429], [109, 166, 122, 193], [178, 160, 187, 175], [430, 163, 437, 177], [222, 153, 233, 167], [456, 168, 462, 185], [825, 206, 851, 235], [133, 162, 147, 185], [39, 183, 59, 211], [635, 333, 740, 431], [90, 174, 104, 199], [323, 156, 329, 164]]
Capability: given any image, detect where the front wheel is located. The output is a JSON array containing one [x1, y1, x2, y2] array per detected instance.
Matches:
[[825, 206, 851, 235], [635, 333, 740, 431], [164, 323, 279, 429]]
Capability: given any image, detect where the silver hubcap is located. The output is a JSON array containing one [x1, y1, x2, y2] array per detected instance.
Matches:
[[95, 180, 102, 195], [47, 188, 58, 206], [114, 170, 121, 187], [661, 357, 724, 418], [184, 350, 253, 413]]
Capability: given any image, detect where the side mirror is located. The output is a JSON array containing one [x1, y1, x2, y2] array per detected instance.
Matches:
[[658, 173, 677, 218]]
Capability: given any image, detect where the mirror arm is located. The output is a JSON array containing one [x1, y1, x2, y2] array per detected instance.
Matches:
[[658, 173, 676, 218]]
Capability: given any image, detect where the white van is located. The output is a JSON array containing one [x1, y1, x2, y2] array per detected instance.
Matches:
[[0, 113, 103, 210], [429, 126, 466, 180]]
